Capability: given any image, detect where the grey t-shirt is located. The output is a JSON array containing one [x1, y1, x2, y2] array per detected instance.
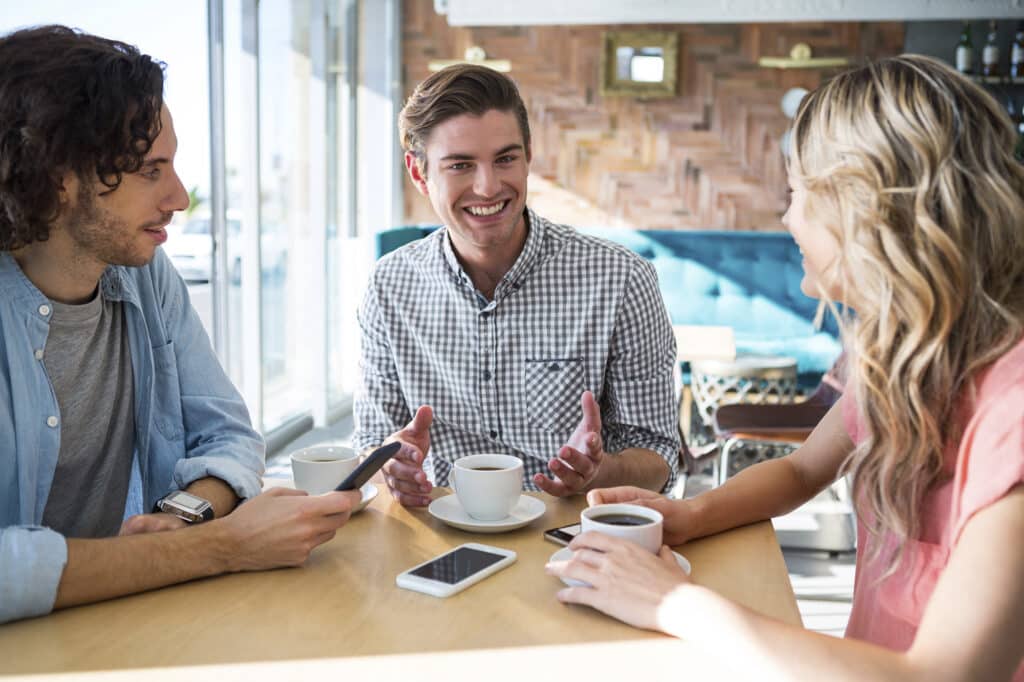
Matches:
[[41, 288, 136, 538]]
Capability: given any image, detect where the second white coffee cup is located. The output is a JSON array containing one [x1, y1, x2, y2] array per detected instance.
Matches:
[[291, 445, 359, 495], [451, 454, 524, 521], [580, 503, 664, 553]]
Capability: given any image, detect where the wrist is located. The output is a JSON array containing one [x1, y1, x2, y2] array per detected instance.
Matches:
[[196, 519, 241, 573], [657, 582, 710, 639], [584, 451, 616, 492], [184, 477, 240, 519]]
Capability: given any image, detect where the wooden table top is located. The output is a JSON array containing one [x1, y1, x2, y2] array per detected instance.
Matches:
[[0, 488, 801, 679]]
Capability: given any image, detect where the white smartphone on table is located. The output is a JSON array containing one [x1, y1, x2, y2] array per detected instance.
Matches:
[[396, 543, 516, 598]]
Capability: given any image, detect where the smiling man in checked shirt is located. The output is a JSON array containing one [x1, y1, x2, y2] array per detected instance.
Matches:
[[354, 64, 681, 506]]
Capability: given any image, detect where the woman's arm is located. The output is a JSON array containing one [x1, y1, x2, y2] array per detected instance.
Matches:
[[592, 398, 855, 544], [554, 486, 1024, 682], [684, 398, 854, 540], [662, 486, 1024, 681]]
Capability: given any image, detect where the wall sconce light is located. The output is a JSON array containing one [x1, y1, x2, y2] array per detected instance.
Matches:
[[759, 43, 849, 70], [429, 46, 511, 72]]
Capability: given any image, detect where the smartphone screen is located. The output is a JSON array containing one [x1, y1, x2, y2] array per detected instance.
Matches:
[[408, 546, 507, 585]]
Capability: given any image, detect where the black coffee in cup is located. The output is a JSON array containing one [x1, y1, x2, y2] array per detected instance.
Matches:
[[589, 513, 651, 526], [470, 466, 503, 471]]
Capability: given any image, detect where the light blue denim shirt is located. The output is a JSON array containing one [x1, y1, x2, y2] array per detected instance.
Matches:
[[0, 248, 264, 623]]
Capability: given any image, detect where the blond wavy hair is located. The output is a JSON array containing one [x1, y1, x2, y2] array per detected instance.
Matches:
[[790, 55, 1024, 571]]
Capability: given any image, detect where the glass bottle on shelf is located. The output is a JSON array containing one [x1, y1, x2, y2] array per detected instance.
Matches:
[[1011, 21, 1024, 79], [982, 20, 1000, 78], [956, 21, 975, 74]]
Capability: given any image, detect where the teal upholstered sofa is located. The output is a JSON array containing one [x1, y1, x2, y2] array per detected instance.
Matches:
[[375, 226, 841, 388]]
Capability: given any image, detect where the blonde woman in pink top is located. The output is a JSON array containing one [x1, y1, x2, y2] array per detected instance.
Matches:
[[547, 55, 1024, 681]]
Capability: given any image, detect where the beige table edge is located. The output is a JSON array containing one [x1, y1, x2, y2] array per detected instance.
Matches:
[[0, 490, 801, 678]]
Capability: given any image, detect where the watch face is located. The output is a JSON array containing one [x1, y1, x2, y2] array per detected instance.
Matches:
[[170, 491, 207, 512]]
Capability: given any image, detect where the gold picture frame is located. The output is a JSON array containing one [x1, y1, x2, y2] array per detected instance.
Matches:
[[600, 31, 678, 99]]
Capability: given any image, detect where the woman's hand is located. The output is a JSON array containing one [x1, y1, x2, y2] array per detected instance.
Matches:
[[586, 486, 696, 546], [545, 531, 691, 632]]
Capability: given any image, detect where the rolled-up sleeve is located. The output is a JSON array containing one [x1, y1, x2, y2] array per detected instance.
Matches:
[[603, 259, 681, 493], [153, 251, 264, 500], [0, 526, 67, 624]]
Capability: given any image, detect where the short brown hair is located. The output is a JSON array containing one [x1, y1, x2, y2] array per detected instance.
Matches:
[[398, 64, 531, 170]]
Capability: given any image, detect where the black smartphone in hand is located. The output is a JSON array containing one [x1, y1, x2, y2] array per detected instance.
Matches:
[[335, 442, 401, 492]]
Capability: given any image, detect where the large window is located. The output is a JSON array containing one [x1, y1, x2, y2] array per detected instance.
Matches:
[[3, 0, 398, 445], [217, 0, 383, 438], [257, 0, 312, 429]]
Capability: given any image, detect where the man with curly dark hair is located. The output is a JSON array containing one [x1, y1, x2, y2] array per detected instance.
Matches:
[[0, 25, 361, 624]]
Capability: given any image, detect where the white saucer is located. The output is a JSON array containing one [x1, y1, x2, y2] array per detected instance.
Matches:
[[353, 483, 378, 513], [548, 546, 691, 587], [428, 494, 546, 533]]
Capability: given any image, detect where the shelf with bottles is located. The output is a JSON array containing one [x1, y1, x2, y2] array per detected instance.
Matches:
[[954, 20, 1024, 85]]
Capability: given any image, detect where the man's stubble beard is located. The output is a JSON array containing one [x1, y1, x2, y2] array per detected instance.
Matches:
[[65, 183, 150, 268]]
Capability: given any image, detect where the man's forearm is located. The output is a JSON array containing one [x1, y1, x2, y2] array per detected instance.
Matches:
[[185, 477, 240, 518], [53, 522, 237, 611], [589, 448, 670, 492]]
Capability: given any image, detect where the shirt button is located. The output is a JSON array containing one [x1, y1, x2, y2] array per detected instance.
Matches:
[[480, 311, 490, 319], [34, 349, 44, 360], [549, 363, 561, 371], [489, 430, 498, 439], [46, 416, 59, 428], [482, 370, 492, 381], [38, 304, 51, 317]]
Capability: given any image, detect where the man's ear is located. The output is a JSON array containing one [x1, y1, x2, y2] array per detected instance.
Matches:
[[404, 151, 430, 197], [57, 170, 80, 209]]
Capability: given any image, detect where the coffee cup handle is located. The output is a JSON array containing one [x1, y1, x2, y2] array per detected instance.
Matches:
[[449, 467, 458, 494]]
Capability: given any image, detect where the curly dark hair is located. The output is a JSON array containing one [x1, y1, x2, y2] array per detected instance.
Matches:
[[0, 25, 166, 250]]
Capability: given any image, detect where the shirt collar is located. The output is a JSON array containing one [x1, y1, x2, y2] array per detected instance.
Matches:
[[0, 251, 139, 311], [438, 207, 548, 299]]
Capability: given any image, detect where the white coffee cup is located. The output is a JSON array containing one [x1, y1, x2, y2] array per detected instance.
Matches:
[[580, 503, 664, 553], [450, 454, 524, 521], [290, 445, 360, 495]]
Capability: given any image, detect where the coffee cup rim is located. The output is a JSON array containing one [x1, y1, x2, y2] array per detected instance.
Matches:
[[453, 453, 524, 472], [290, 445, 358, 464], [581, 503, 663, 527]]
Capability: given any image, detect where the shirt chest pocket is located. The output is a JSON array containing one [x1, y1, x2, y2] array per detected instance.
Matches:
[[152, 342, 185, 441], [524, 358, 585, 435]]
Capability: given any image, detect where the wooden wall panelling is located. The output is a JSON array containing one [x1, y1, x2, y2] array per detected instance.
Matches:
[[401, 2, 905, 230]]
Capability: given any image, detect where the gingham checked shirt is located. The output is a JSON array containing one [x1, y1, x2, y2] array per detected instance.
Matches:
[[353, 208, 680, 492]]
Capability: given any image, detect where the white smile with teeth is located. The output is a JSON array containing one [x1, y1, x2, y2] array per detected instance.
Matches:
[[466, 201, 506, 216]]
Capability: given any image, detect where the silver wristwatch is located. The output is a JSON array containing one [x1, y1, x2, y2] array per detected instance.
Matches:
[[155, 490, 215, 523]]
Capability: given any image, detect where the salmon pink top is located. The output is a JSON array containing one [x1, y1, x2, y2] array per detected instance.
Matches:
[[843, 339, 1024, 680]]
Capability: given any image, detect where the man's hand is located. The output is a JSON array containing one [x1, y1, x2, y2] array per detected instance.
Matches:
[[381, 405, 434, 507], [216, 487, 361, 571], [119, 512, 189, 536], [534, 391, 606, 497]]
